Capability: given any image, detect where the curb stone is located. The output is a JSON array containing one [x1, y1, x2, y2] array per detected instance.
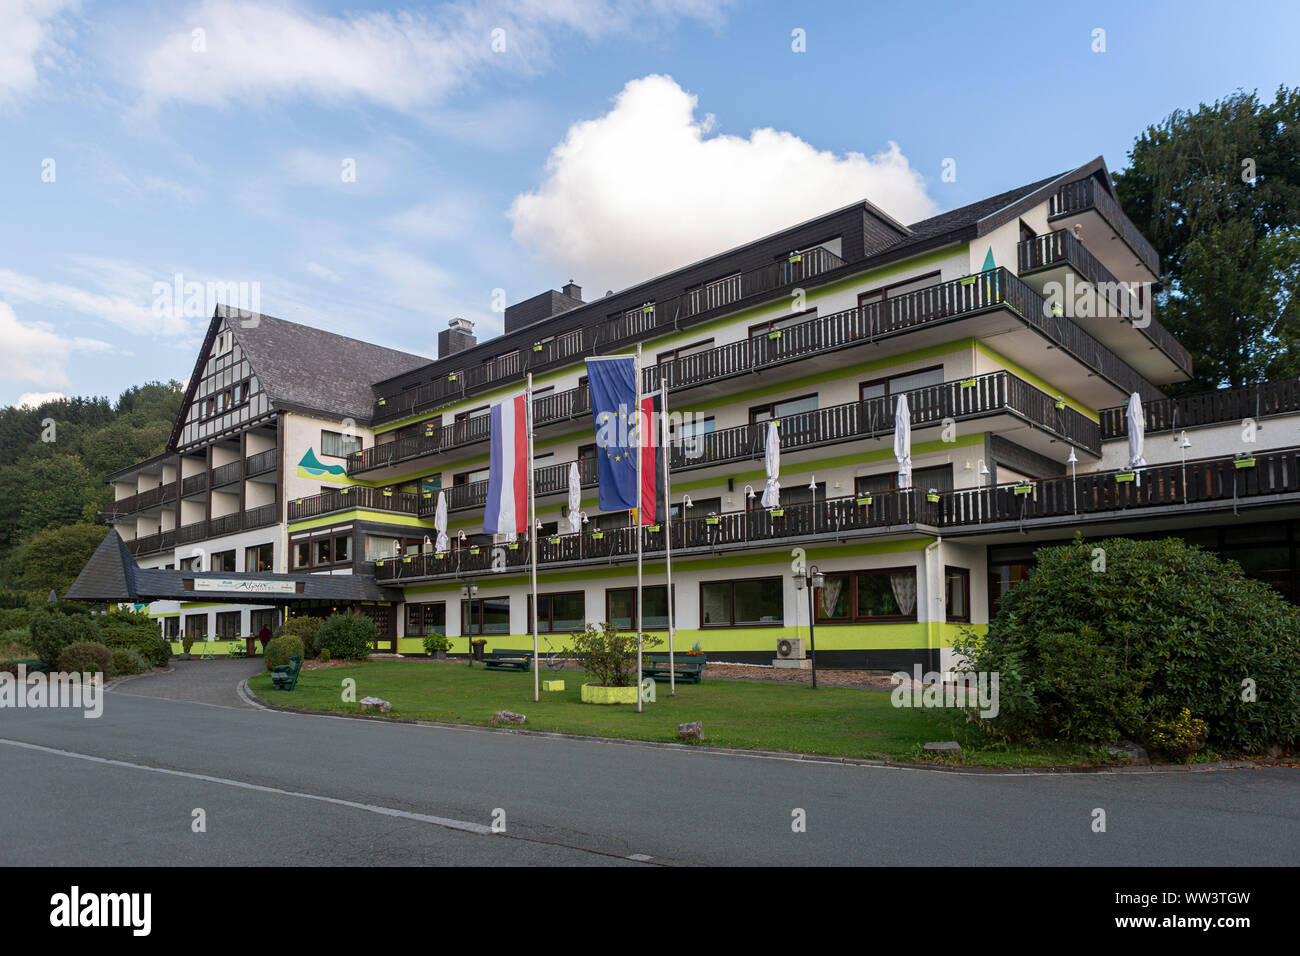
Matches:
[[239, 683, 1293, 776]]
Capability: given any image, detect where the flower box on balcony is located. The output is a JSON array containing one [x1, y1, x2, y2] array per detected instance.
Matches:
[[642, 304, 654, 314], [960, 378, 977, 388], [376, 560, 385, 567], [705, 516, 720, 526], [548, 536, 561, 545], [447, 374, 457, 382], [423, 492, 432, 499], [1115, 471, 1136, 483], [377, 398, 386, 406], [1234, 456, 1256, 469], [787, 253, 802, 264], [769, 508, 785, 517], [856, 495, 873, 507], [960, 275, 977, 286], [434, 552, 445, 560], [1054, 398, 1066, 410], [469, 546, 480, 555], [926, 492, 940, 504], [1013, 483, 1033, 496], [591, 532, 604, 540], [402, 557, 412, 564], [646, 523, 661, 532], [533, 344, 544, 352], [382, 490, 392, 497], [508, 543, 519, 551], [768, 330, 782, 340]]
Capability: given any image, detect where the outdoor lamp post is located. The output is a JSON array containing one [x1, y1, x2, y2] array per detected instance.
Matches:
[[1067, 447, 1079, 513], [793, 564, 825, 689], [462, 580, 479, 664], [1179, 431, 1191, 502]]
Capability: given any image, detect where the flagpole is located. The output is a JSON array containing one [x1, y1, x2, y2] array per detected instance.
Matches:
[[661, 382, 676, 697], [527, 373, 539, 704], [635, 343, 644, 714]]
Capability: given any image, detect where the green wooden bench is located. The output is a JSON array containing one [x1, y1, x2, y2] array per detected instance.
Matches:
[[483, 648, 534, 672], [641, 654, 706, 684], [271, 655, 303, 691]]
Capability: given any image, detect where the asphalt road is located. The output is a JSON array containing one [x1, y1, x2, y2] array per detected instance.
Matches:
[[1, 663, 1297, 866]]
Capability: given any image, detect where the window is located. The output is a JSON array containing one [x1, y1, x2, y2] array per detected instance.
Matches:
[[700, 577, 783, 627], [749, 311, 815, 338], [293, 540, 311, 569], [334, 535, 351, 563], [184, 614, 207, 640], [316, 538, 332, 566], [656, 338, 715, 366], [321, 429, 363, 458], [210, 550, 235, 572], [856, 271, 942, 314], [180, 555, 202, 571], [606, 586, 671, 630], [674, 497, 720, 522], [860, 365, 945, 403], [250, 609, 278, 635], [406, 602, 447, 638], [215, 611, 241, 639], [686, 272, 740, 312], [750, 482, 824, 508], [814, 568, 919, 623], [454, 467, 491, 486], [463, 597, 510, 635], [245, 543, 274, 573], [163, 617, 180, 641], [529, 592, 586, 633], [945, 567, 970, 623], [988, 562, 1032, 616], [750, 394, 818, 426]]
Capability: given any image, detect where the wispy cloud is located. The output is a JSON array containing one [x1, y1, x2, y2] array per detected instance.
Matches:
[[0, 0, 77, 106], [132, 0, 734, 114], [0, 301, 112, 388]]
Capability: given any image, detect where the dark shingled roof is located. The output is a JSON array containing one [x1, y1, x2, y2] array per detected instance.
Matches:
[[220, 305, 428, 422], [65, 531, 402, 604]]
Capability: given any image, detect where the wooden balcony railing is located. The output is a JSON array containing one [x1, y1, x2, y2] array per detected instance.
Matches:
[[181, 473, 207, 496], [369, 248, 848, 426], [1017, 230, 1190, 375], [108, 481, 178, 518], [1101, 380, 1300, 439], [123, 529, 176, 557], [1048, 177, 1161, 277], [210, 460, 242, 487], [353, 271, 1151, 475], [245, 448, 277, 476], [287, 485, 421, 522], [372, 447, 1300, 583]]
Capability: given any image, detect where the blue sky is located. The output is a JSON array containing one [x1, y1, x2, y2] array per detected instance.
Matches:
[[1, 0, 1297, 408]]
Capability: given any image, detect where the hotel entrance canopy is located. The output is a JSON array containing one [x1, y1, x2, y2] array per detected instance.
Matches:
[[65, 531, 402, 606]]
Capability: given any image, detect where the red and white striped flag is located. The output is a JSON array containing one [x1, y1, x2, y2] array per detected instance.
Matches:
[[484, 393, 528, 539]]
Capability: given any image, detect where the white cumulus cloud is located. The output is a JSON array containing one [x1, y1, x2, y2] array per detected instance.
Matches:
[[509, 74, 938, 292], [16, 390, 69, 408]]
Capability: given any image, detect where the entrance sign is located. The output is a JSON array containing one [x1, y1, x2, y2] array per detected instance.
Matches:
[[193, 578, 297, 595]]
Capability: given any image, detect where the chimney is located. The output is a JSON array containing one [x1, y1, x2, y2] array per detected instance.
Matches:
[[562, 280, 583, 303], [437, 317, 477, 358]]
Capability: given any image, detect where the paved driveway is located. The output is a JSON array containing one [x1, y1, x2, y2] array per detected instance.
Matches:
[[113, 658, 265, 709]]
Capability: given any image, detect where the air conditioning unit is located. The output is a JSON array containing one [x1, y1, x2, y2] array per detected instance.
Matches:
[[775, 637, 805, 660]]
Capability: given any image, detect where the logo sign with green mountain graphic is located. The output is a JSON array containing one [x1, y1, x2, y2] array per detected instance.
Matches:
[[297, 448, 348, 479]]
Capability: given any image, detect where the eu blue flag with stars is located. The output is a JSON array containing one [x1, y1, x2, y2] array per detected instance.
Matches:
[[585, 355, 638, 512]]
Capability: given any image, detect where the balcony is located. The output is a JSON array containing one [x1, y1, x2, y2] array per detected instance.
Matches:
[[369, 247, 847, 426], [107, 481, 177, 518], [1048, 176, 1160, 281], [210, 460, 242, 488], [351, 270, 1151, 477], [169, 505, 280, 547], [287, 485, 420, 522], [245, 448, 277, 477], [1101, 379, 1300, 440], [124, 529, 176, 557], [1017, 230, 1190, 382], [181, 473, 207, 497], [372, 446, 1300, 583]]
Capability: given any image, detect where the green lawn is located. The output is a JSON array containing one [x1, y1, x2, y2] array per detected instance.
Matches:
[[248, 661, 1113, 767]]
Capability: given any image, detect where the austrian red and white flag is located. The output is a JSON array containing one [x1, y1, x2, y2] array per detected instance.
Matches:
[[484, 392, 528, 540]]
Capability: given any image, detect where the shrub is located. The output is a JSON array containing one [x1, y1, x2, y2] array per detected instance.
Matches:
[[99, 608, 170, 668], [0, 607, 32, 631], [110, 646, 150, 677], [29, 609, 101, 667], [566, 622, 662, 687], [264, 635, 304, 671], [319, 648, 331, 663], [317, 613, 376, 661], [182, 631, 197, 655], [954, 535, 1300, 753], [1, 627, 31, 658], [274, 616, 323, 658], [57, 641, 113, 675], [1150, 708, 1209, 760], [422, 633, 452, 655]]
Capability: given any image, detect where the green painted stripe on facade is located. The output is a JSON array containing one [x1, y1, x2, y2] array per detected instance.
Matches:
[[287, 509, 442, 532], [973, 340, 1098, 421], [373, 244, 970, 435]]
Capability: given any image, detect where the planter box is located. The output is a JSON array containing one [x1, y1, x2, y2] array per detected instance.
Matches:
[[581, 683, 639, 704], [1013, 484, 1033, 496], [542, 679, 565, 692], [769, 508, 784, 517], [856, 495, 873, 506], [1234, 457, 1256, 469], [1115, 471, 1136, 483]]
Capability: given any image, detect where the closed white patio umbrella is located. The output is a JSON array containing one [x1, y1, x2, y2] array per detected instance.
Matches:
[[761, 420, 781, 508], [567, 461, 582, 533], [1127, 392, 1146, 486], [434, 490, 450, 552], [894, 394, 912, 490]]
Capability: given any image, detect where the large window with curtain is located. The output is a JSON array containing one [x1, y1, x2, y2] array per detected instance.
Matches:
[[814, 568, 918, 623]]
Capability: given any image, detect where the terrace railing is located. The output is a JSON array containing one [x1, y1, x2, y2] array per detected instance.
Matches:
[[287, 485, 420, 522], [1048, 176, 1161, 277], [1101, 380, 1300, 439]]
